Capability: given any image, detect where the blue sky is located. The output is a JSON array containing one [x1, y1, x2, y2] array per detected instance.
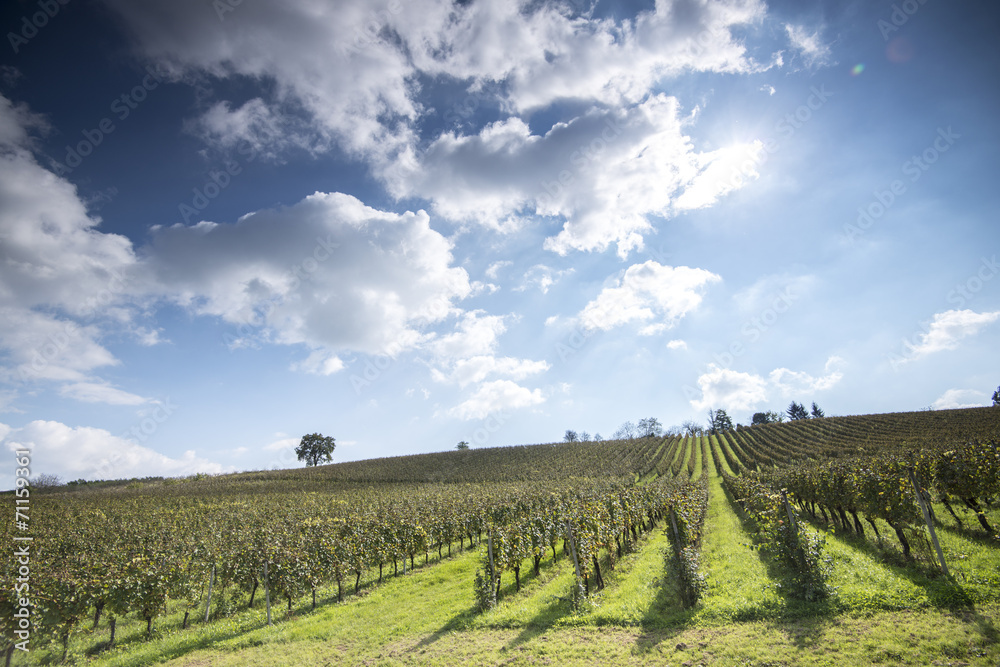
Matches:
[[1, 0, 998, 487]]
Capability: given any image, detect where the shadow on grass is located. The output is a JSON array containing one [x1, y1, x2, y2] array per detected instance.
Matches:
[[797, 513, 984, 609], [717, 480, 825, 615]]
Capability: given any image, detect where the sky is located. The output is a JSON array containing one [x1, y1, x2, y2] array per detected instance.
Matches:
[[0, 0, 998, 488]]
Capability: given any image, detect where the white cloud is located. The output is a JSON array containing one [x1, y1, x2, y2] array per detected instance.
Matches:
[[96, 1, 778, 258], [691, 357, 844, 412], [427, 310, 507, 360], [784, 24, 833, 68], [0, 95, 140, 401], [667, 339, 688, 350], [904, 309, 1000, 360], [57, 381, 149, 406], [0, 420, 226, 485], [389, 97, 762, 257], [439, 355, 550, 388], [690, 364, 769, 412], [769, 356, 844, 395], [932, 389, 987, 410], [578, 261, 721, 331], [142, 192, 472, 361], [485, 261, 512, 280], [515, 265, 573, 294], [263, 436, 299, 452], [444, 379, 545, 420], [102, 0, 766, 161]]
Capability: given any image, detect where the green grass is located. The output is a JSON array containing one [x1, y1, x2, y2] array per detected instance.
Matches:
[[18, 445, 1000, 666]]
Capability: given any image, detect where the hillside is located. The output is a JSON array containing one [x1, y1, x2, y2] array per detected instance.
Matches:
[[6, 407, 1000, 666]]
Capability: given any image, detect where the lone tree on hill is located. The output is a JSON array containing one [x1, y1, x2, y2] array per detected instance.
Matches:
[[456, 441, 470, 450], [787, 401, 810, 421], [296, 433, 336, 466]]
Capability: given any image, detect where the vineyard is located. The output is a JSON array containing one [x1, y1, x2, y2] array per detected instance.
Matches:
[[3, 407, 1000, 666]]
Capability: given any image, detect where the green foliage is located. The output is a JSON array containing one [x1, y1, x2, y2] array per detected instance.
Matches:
[[751, 411, 784, 425], [708, 409, 734, 434], [787, 402, 810, 421], [295, 433, 336, 467], [723, 472, 833, 601]]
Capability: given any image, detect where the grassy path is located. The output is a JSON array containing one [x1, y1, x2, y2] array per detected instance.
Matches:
[[690, 443, 787, 623]]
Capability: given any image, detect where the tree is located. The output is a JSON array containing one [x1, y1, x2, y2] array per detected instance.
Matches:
[[637, 417, 663, 439], [33, 473, 63, 489], [681, 420, 704, 437], [993, 386, 1000, 406], [613, 421, 637, 440], [456, 441, 470, 450], [787, 402, 809, 421], [579, 431, 591, 442], [751, 410, 784, 425], [593, 433, 603, 442], [295, 433, 336, 466], [811, 402, 825, 418], [707, 409, 734, 434], [564, 430, 579, 442]]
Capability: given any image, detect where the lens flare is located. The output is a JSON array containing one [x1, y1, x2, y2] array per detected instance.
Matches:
[[851, 63, 865, 76]]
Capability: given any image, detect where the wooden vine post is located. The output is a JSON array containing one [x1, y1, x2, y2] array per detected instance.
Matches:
[[203, 563, 215, 623], [909, 469, 949, 576], [564, 520, 582, 582], [264, 561, 272, 626]]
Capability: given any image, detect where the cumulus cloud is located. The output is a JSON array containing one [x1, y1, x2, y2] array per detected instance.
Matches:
[[578, 261, 721, 332], [0, 420, 226, 487], [102, 0, 771, 256], [0, 94, 139, 402], [769, 357, 844, 395], [102, 0, 765, 158], [142, 192, 472, 362], [438, 356, 550, 388], [932, 389, 987, 410], [444, 379, 545, 420], [903, 309, 1000, 360], [388, 97, 762, 256], [690, 357, 844, 412], [690, 364, 769, 412]]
